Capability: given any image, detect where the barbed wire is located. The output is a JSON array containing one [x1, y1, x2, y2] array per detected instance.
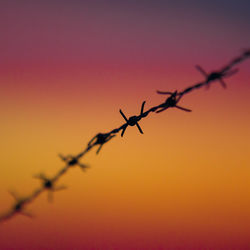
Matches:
[[0, 49, 249, 223]]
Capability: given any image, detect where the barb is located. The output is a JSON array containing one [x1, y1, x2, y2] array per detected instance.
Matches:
[[88, 133, 116, 154], [155, 91, 192, 113], [0, 49, 249, 223], [33, 173, 67, 203], [119, 101, 146, 136], [58, 154, 89, 171], [195, 65, 239, 89], [8, 191, 34, 219]]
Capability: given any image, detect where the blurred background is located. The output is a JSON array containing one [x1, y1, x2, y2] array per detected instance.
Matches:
[[0, 0, 250, 249]]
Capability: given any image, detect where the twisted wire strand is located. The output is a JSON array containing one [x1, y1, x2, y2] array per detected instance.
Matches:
[[0, 50, 249, 223]]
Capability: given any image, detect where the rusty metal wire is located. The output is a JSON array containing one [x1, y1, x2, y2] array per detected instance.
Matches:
[[0, 49, 249, 223]]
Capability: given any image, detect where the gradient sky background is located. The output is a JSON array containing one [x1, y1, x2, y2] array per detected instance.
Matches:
[[0, 0, 250, 249]]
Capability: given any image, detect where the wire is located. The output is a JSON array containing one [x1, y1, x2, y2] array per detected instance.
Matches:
[[0, 49, 249, 223]]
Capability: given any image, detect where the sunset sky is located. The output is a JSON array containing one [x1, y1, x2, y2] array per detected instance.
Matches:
[[0, 0, 250, 249]]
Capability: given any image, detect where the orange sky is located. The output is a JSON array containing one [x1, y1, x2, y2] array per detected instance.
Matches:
[[0, 1, 250, 249]]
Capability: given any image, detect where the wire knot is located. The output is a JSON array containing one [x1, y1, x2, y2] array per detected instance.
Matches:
[[119, 101, 146, 137]]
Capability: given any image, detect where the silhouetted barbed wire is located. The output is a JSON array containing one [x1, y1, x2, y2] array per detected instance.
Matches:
[[0, 49, 249, 223]]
